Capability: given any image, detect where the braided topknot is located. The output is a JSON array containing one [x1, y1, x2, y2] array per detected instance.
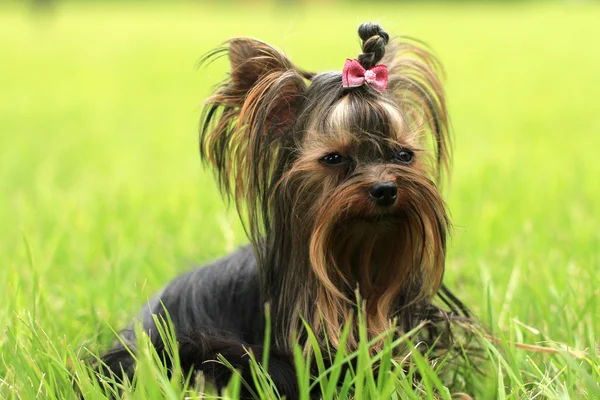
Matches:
[[357, 22, 389, 69]]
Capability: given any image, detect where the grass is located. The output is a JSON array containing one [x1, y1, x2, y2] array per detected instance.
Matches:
[[1, 1, 599, 398]]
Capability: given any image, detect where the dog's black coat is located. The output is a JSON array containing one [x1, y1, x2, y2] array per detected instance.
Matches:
[[100, 246, 298, 397], [99, 247, 467, 398]]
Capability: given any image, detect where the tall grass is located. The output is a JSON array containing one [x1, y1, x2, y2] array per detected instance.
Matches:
[[1, 1, 599, 398]]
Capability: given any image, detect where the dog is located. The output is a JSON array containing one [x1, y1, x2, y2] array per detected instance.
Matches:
[[97, 22, 469, 398]]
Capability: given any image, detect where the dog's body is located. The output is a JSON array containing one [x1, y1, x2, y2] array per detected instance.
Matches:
[[119, 247, 263, 347], [101, 247, 302, 395], [98, 22, 468, 398], [100, 247, 463, 397]]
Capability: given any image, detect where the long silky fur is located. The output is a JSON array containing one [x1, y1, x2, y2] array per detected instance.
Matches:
[[199, 32, 465, 352]]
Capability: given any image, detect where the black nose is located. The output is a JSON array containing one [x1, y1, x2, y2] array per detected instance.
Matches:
[[369, 181, 397, 207]]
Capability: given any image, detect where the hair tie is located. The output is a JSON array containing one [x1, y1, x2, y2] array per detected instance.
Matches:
[[342, 59, 388, 91]]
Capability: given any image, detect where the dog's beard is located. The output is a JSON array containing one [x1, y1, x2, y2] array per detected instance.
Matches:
[[304, 171, 448, 349]]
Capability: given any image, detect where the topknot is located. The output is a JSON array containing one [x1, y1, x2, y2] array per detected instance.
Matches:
[[358, 22, 390, 69], [357, 22, 389, 70]]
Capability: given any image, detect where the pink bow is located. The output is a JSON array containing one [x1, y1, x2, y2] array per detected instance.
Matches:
[[342, 59, 388, 92]]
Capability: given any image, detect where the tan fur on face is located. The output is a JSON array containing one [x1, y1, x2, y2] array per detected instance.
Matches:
[[275, 93, 449, 351]]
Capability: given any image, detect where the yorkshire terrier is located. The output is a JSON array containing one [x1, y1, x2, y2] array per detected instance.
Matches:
[[98, 22, 469, 398]]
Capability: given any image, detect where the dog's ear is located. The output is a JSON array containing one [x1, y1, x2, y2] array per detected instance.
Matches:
[[228, 38, 296, 92], [199, 38, 308, 239], [382, 40, 451, 184], [226, 38, 307, 136]]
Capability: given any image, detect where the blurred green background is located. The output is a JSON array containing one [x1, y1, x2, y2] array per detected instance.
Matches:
[[1, 0, 599, 397]]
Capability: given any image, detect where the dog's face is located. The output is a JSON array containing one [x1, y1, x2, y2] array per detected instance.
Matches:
[[286, 82, 434, 220], [200, 23, 451, 346], [276, 74, 448, 324]]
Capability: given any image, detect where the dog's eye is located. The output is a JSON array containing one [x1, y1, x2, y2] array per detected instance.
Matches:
[[320, 153, 345, 165], [395, 149, 414, 165]]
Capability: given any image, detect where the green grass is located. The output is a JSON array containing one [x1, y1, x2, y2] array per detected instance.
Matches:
[[1, 1, 599, 398]]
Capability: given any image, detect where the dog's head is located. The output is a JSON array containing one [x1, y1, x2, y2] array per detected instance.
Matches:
[[200, 22, 451, 346]]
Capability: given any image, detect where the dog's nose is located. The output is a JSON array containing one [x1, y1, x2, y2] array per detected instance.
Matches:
[[369, 181, 397, 207]]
